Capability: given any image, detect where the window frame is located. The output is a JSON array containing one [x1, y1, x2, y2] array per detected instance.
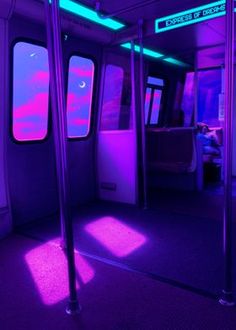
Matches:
[[10, 38, 51, 144], [99, 63, 131, 132], [145, 77, 164, 127], [182, 66, 223, 127], [66, 52, 97, 141]]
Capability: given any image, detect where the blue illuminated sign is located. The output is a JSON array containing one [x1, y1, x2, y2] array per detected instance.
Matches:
[[155, 0, 232, 33]]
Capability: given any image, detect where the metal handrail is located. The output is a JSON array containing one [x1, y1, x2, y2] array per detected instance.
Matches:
[[219, 0, 235, 307], [44, 0, 80, 314]]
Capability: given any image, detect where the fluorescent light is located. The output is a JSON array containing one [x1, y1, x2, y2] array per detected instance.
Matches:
[[59, 0, 125, 30], [121, 42, 164, 58], [155, 0, 227, 33], [120, 43, 189, 67], [163, 57, 190, 67]]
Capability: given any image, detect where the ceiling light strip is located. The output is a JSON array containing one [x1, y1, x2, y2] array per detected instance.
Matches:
[[120, 42, 190, 67], [59, 0, 125, 30]]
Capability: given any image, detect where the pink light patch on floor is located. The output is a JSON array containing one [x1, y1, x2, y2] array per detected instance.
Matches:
[[76, 252, 94, 284], [85, 217, 147, 257], [25, 239, 94, 305]]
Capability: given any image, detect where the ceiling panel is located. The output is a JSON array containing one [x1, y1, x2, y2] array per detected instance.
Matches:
[[76, 0, 235, 66], [143, 16, 226, 65], [80, 0, 213, 25]]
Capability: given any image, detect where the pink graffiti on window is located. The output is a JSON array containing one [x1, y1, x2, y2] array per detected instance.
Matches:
[[13, 42, 49, 141]]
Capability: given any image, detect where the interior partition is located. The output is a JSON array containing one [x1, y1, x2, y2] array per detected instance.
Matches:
[[97, 52, 138, 204]]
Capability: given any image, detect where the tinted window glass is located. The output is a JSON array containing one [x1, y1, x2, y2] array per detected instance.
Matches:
[[182, 69, 222, 127], [101, 65, 132, 131], [145, 87, 152, 124], [13, 42, 49, 141], [150, 89, 162, 124], [66, 55, 95, 138], [145, 76, 164, 126]]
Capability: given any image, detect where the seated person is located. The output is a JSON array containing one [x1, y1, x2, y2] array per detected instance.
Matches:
[[196, 123, 221, 157]]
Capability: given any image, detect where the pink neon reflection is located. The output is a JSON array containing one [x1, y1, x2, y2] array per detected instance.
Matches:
[[29, 70, 49, 85], [85, 217, 146, 257], [25, 240, 94, 305], [67, 92, 92, 111], [13, 93, 48, 141], [70, 67, 94, 78]]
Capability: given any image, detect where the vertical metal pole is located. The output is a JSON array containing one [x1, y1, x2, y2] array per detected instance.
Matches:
[[0, 18, 13, 230], [194, 54, 198, 127], [138, 19, 148, 209], [48, 0, 66, 248], [130, 40, 138, 204], [221, 65, 225, 95], [219, 0, 235, 306], [44, 0, 80, 314], [130, 40, 136, 130]]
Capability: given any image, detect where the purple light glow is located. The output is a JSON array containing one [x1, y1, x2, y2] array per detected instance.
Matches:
[[13, 42, 49, 141], [85, 217, 146, 257], [13, 93, 49, 140], [25, 239, 94, 305], [30, 70, 50, 85]]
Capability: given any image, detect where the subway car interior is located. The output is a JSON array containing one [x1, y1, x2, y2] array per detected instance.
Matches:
[[1, 0, 236, 328]]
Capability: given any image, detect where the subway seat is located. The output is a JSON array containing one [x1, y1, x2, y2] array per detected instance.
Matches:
[[146, 127, 203, 190], [0, 206, 11, 239]]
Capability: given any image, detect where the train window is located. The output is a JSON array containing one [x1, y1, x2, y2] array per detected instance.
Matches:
[[181, 72, 194, 126], [198, 68, 222, 127], [182, 69, 222, 127], [145, 87, 152, 124], [145, 76, 164, 125], [66, 55, 95, 138], [147, 76, 164, 87], [13, 42, 49, 141], [150, 89, 162, 124], [100, 65, 132, 131]]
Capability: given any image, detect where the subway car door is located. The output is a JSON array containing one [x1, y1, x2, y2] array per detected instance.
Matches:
[[7, 17, 59, 226], [97, 51, 137, 204]]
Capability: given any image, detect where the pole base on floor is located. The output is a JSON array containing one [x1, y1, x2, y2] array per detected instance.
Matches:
[[59, 240, 66, 251], [219, 291, 235, 307], [66, 300, 81, 315]]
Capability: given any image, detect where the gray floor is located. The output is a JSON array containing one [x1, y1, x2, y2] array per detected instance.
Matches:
[[1, 234, 236, 330], [16, 190, 236, 298]]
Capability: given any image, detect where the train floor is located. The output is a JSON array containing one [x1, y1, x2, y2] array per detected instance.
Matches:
[[16, 183, 236, 299], [1, 233, 236, 330]]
